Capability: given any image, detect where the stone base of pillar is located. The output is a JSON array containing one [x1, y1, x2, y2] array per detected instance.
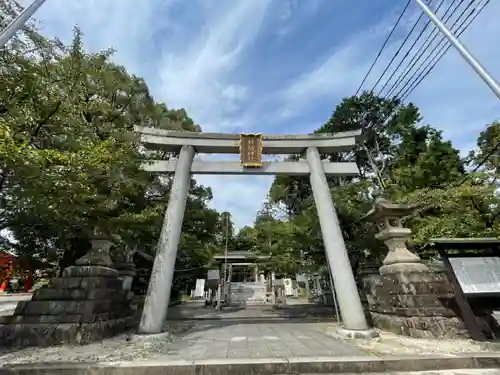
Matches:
[[379, 262, 429, 275], [336, 327, 379, 339], [362, 270, 500, 339], [128, 331, 172, 343]]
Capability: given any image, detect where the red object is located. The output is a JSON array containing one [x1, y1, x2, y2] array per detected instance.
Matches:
[[0, 252, 15, 269], [0, 279, 7, 292], [0, 251, 16, 292], [25, 274, 32, 292]]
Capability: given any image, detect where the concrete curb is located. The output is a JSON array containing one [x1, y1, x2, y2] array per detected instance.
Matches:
[[2, 353, 500, 375]]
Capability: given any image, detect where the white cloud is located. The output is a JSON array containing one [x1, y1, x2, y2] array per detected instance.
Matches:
[[279, 43, 365, 119], [156, 0, 272, 132]]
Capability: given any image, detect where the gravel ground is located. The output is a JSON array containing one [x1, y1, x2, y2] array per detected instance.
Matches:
[[324, 325, 500, 356], [0, 321, 198, 364]]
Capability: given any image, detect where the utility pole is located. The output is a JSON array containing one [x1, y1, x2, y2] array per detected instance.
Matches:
[[415, 0, 500, 99], [0, 0, 47, 48]]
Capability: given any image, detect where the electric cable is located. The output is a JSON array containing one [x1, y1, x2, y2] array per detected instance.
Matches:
[[399, 0, 488, 100], [354, 0, 412, 95], [396, 0, 478, 99], [358, 1, 482, 185], [386, 0, 465, 97], [371, 1, 433, 93]]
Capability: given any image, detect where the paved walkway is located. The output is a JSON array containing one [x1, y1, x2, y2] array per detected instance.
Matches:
[[161, 302, 357, 359], [168, 300, 339, 321], [165, 320, 364, 360], [0, 302, 365, 364]]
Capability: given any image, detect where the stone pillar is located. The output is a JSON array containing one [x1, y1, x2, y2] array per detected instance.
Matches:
[[139, 145, 195, 334], [306, 146, 371, 334], [254, 265, 259, 282]]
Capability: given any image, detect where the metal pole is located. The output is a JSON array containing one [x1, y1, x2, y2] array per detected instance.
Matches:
[[329, 276, 341, 322], [0, 0, 47, 48], [224, 212, 229, 280], [415, 0, 500, 99], [221, 212, 229, 308]]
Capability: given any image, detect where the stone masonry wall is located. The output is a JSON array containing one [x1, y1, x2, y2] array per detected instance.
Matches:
[[362, 271, 469, 338], [0, 264, 135, 348]]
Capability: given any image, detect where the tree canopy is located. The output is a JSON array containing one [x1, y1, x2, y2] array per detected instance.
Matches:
[[236, 91, 500, 276], [0, 3, 232, 283]]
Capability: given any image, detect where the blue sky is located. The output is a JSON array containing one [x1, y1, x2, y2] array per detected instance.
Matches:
[[25, 0, 500, 229]]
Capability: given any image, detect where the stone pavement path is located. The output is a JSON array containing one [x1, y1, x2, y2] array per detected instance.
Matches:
[[0, 303, 364, 364], [166, 320, 365, 360], [168, 301, 338, 320]]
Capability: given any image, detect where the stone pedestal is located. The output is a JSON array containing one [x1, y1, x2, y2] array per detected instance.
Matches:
[[362, 191, 472, 338], [0, 238, 134, 348], [362, 271, 470, 338], [113, 252, 136, 297]]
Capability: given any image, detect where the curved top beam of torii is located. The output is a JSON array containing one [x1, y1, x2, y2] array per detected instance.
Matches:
[[134, 126, 363, 155], [134, 126, 363, 176]]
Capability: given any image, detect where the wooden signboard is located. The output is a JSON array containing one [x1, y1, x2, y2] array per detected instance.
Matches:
[[239, 133, 263, 168]]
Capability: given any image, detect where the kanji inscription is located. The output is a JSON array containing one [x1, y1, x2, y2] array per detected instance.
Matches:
[[239, 133, 262, 167]]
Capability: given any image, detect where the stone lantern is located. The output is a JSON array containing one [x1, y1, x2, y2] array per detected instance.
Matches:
[[366, 190, 428, 275], [76, 232, 120, 271], [113, 245, 137, 295]]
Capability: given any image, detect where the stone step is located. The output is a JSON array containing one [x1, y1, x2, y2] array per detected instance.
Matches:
[[2, 354, 500, 375]]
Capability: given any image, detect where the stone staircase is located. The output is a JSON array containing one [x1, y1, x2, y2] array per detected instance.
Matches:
[[228, 282, 268, 305]]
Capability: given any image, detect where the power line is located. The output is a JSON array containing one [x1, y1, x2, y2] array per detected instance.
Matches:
[[397, 0, 478, 99], [386, 0, 464, 97], [399, 0, 488, 100], [370, 2, 431, 93], [363, 0, 497, 196], [354, 0, 412, 96], [377, 0, 446, 96], [395, 0, 497, 189], [382, 0, 458, 97], [359, 1, 484, 178]]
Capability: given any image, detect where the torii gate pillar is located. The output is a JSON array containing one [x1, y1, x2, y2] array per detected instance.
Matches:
[[138, 145, 195, 334], [306, 147, 370, 333]]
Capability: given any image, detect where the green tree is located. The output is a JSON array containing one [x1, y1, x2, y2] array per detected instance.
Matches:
[[244, 92, 500, 276], [0, 13, 223, 279], [468, 121, 500, 187]]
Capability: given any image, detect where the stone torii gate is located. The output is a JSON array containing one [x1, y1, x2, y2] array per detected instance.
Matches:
[[135, 126, 374, 337]]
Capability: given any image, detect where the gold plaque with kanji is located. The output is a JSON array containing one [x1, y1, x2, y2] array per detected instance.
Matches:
[[239, 133, 263, 168]]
